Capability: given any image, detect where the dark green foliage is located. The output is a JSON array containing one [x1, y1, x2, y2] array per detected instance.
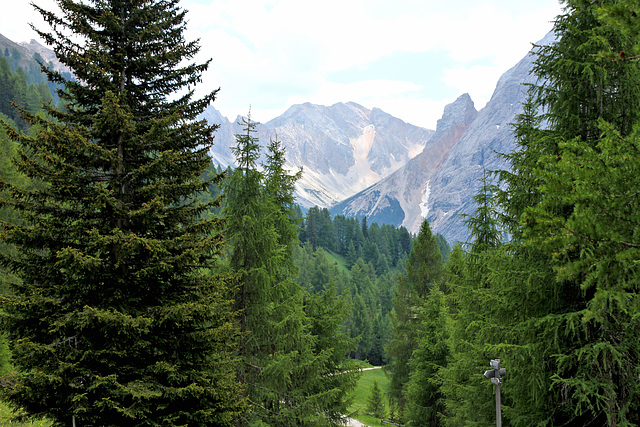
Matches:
[[464, 170, 503, 252], [531, 0, 640, 142], [520, 123, 640, 425], [349, 290, 372, 360], [295, 243, 345, 294], [438, 245, 504, 427], [434, 233, 450, 262], [367, 313, 390, 366], [420, 182, 506, 427], [489, 1, 640, 425], [0, 57, 54, 131], [264, 136, 303, 263], [303, 286, 361, 425], [300, 210, 414, 272], [386, 219, 443, 414], [296, 207, 420, 369], [0, 1, 244, 425], [404, 284, 448, 427]]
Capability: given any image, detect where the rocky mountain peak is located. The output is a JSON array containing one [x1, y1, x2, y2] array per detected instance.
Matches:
[[202, 101, 434, 208], [330, 34, 551, 243], [330, 94, 477, 229], [435, 93, 477, 134]]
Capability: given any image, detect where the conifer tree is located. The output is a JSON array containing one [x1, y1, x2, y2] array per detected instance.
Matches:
[[494, 1, 640, 425], [224, 115, 358, 425], [521, 112, 640, 426], [263, 135, 303, 276], [0, 1, 243, 425], [386, 219, 443, 415], [403, 284, 448, 427], [366, 380, 384, 418]]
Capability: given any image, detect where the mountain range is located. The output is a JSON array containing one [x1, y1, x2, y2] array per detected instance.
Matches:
[[201, 102, 433, 208], [205, 33, 553, 244], [332, 34, 553, 243], [0, 33, 69, 74]]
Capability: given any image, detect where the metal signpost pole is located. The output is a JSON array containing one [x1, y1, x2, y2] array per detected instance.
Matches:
[[484, 359, 505, 427], [495, 369, 502, 427]]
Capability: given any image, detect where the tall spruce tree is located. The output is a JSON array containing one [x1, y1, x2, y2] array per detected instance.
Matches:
[[403, 284, 448, 427], [0, 1, 244, 425]]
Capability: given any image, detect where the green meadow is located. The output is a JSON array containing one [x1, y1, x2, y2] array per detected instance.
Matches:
[[348, 365, 393, 427]]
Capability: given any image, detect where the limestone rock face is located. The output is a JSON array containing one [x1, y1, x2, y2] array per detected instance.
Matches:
[[423, 35, 550, 243], [330, 33, 554, 243], [330, 93, 478, 234], [205, 33, 555, 244], [204, 102, 433, 208]]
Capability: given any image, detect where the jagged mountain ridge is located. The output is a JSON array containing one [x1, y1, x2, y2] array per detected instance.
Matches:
[[331, 33, 554, 243], [203, 102, 434, 208], [331, 93, 477, 231], [1, 29, 550, 244], [0, 33, 70, 75]]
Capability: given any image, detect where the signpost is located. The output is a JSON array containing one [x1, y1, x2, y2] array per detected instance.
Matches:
[[484, 359, 506, 427]]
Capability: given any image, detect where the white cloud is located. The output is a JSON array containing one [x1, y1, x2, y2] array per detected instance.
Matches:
[[2, 0, 563, 129], [441, 64, 504, 110]]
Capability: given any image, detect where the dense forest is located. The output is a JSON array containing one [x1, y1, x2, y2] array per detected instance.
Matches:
[[0, 0, 639, 426]]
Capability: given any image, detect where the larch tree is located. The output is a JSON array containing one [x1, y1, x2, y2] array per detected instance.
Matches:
[[495, 0, 640, 425], [224, 115, 358, 426], [0, 0, 244, 425]]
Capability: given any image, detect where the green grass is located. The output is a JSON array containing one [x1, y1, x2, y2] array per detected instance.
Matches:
[[0, 401, 52, 426], [324, 250, 351, 275], [347, 364, 392, 427]]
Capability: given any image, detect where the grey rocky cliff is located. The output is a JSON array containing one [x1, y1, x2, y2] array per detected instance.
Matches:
[[330, 93, 477, 230], [203, 102, 433, 208], [331, 33, 554, 244], [203, 33, 555, 244], [424, 34, 551, 243]]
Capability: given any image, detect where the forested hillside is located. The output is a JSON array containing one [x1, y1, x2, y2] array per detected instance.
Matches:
[[0, 22, 436, 423]]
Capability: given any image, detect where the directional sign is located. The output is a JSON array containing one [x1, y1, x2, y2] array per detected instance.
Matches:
[[484, 368, 506, 379]]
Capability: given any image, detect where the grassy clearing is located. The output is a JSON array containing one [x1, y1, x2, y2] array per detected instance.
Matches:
[[347, 364, 392, 427], [0, 401, 52, 426], [324, 250, 351, 275]]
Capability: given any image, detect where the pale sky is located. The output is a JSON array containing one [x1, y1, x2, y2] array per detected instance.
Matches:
[[1, 0, 563, 129]]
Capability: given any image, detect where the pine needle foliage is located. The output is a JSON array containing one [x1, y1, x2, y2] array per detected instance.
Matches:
[[0, 1, 244, 425], [386, 219, 443, 417]]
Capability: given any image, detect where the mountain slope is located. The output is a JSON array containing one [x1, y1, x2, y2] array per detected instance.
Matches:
[[331, 33, 554, 243], [423, 34, 552, 243], [330, 93, 477, 228], [203, 102, 434, 208], [0, 33, 69, 75]]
